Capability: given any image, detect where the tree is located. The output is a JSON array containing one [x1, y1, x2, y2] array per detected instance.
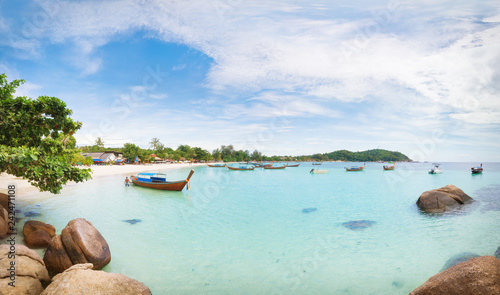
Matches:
[[71, 153, 85, 165], [95, 137, 104, 150], [84, 156, 94, 165], [149, 138, 160, 150], [0, 74, 92, 194], [122, 143, 140, 162]]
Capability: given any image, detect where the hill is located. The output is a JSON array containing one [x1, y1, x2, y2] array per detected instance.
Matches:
[[314, 149, 410, 162]]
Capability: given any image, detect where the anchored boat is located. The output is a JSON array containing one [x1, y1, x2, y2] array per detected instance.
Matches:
[[227, 165, 254, 171], [345, 163, 365, 171], [310, 169, 328, 174], [207, 163, 226, 167], [471, 164, 483, 174], [428, 163, 443, 174], [383, 162, 395, 170], [131, 170, 194, 191]]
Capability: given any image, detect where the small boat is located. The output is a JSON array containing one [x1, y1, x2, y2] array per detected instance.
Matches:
[[471, 164, 483, 174], [207, 163, 226, 167], [312, 162, 322, 165], [227, 165, 254, 171], [264, 165, 286, 169], [131, 170, 194, 191], [310, 169, 328, 174], [428, 163, 443, 174], [345, 163, 365, 171], [254, 163, 272, 168], [383, 162, 395, 171], [286, 163, 300, 167]]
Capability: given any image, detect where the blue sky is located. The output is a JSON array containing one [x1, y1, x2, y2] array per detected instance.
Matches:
[[1, 0, 500, 161]]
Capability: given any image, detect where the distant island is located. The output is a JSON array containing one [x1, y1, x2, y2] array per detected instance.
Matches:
[[306, 149, 410, 162]]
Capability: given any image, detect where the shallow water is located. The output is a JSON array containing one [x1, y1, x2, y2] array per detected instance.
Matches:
[[8, 162, 500, 294]]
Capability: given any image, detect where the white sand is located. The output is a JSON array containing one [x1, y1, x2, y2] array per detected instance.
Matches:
[[0, 163, 204, 196]]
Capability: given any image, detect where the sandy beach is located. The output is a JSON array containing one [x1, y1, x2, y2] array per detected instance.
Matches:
[[0, 163, 204, 197]]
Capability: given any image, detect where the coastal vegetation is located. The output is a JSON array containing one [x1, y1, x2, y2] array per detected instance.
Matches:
[[0, 74, 92, 194]]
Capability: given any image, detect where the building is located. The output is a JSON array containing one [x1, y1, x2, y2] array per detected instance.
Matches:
[[81, 151, 124, 165]]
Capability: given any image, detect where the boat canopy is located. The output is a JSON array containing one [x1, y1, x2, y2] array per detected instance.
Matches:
[[138, 172, 158, 176]]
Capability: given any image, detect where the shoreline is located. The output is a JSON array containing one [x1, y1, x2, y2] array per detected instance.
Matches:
[[0, 163, 204, 197]]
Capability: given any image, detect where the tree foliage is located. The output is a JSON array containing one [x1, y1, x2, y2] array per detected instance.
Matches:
[[0, 74, 92, 193]]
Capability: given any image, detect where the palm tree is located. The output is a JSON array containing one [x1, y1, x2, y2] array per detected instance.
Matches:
[[149, 138, 160, 151], [95, 137, 104, 150]]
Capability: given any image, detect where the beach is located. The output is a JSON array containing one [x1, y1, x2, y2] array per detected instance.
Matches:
[[0, 163, 204, 197]]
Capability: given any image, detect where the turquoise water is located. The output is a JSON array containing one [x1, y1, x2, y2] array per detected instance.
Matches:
[[8, 162, 500, 294]]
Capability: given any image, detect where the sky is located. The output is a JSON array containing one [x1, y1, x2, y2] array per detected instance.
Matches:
[[1, 0, 500, 161]]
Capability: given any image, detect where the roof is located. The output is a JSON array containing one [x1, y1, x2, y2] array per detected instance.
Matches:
[[138, 173, 166, 176]]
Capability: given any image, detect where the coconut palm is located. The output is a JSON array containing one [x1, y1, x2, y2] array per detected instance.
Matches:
[[149, 138, 161, 150], [95, 137, 104, 150]]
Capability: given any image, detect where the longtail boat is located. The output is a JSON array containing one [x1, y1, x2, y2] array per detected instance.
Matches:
[[471, 164, 483, 174], [383, 162, 395, 170], [310, 169, 328, 174], [345, 163, 365, 171], [312, 162, 322, 165], [207, 163, 226, 167], [254, 163, 272, 168], [264, 165, 286, 169], [227, 165, 254, 171], [131, 170, 194, 191], [286, 163, 300, 167]]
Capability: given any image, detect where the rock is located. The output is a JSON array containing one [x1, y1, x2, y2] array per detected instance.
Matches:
[[0, 276, 44, 295], [416, 184, 473, 213], [0, 206, 9, 238], [41, 263, 152, 295], [440, 252, 480, 271], [302, 208, 317, 213], [123, 219, 142, 224], [24, 220, 56, 238], [495, 246, 500, 260], [44, 218, 111, 274], [26, 230, 53, 248], [0, 192, 8, 211], [24, 220, 56, 248], [44, 235, 74, 274], [410, 256, 500, 294], [342, 220, 376, 230], [0, 244, 50, 295]]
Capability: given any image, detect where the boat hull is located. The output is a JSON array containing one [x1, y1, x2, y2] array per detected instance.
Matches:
[[227, 166, 254, 170], [286, 164, 300, 167], [383, 166, 395, 170], [207, 164, 226, 167], [264, 166, 286, 169], [131, 170, 194, 191], [131, 178, 188, 191]]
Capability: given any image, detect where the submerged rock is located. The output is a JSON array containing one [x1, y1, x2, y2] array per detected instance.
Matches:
[[494, 246, 500, 260], [441, 252, 480, 271], [342, 220, 376, 230], [416, 184, 473, 213], [24, 211, 42, 217], [301, 208, 317, 214], [410, 256, 500, 295], [123, 219, 142, 224], [41, 263, 152, 295]]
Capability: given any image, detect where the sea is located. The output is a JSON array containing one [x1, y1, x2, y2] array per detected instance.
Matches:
[[9, 162, 500, 294]]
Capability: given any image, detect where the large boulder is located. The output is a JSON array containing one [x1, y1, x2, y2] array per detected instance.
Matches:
[[0, 244, 50, 295], [416, 184, 473, 213], [41, 263, 152, 295], [24, 220, 56, 248], [43, 218, 111, 274], [0, 192, 8, 211], [410, 256, 500, 294], [0, 206, 9, 238]]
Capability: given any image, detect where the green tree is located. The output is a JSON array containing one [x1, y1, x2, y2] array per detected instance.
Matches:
[[0, 74, 92, 193], [71, 153, 85, 165], [122, 143, 140, 162], [84, 156, 94, 165], [95, 137, 104, 150], [149, 137, 160, 150]]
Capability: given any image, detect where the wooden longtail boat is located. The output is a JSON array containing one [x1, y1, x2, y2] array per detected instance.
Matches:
[[345, 163, 365, 171], [310, 169, 328, 174], [264, 165, 286, 170], [227, 166, 254, 171], [207, 163, 226, 167], [131, 170, 194, 191], [383, 162, 395, 170], [254, 163, 272, 168], [471, 163, 483, 174], [286, 163, 300, 167], [312, 163, 322, 165]]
